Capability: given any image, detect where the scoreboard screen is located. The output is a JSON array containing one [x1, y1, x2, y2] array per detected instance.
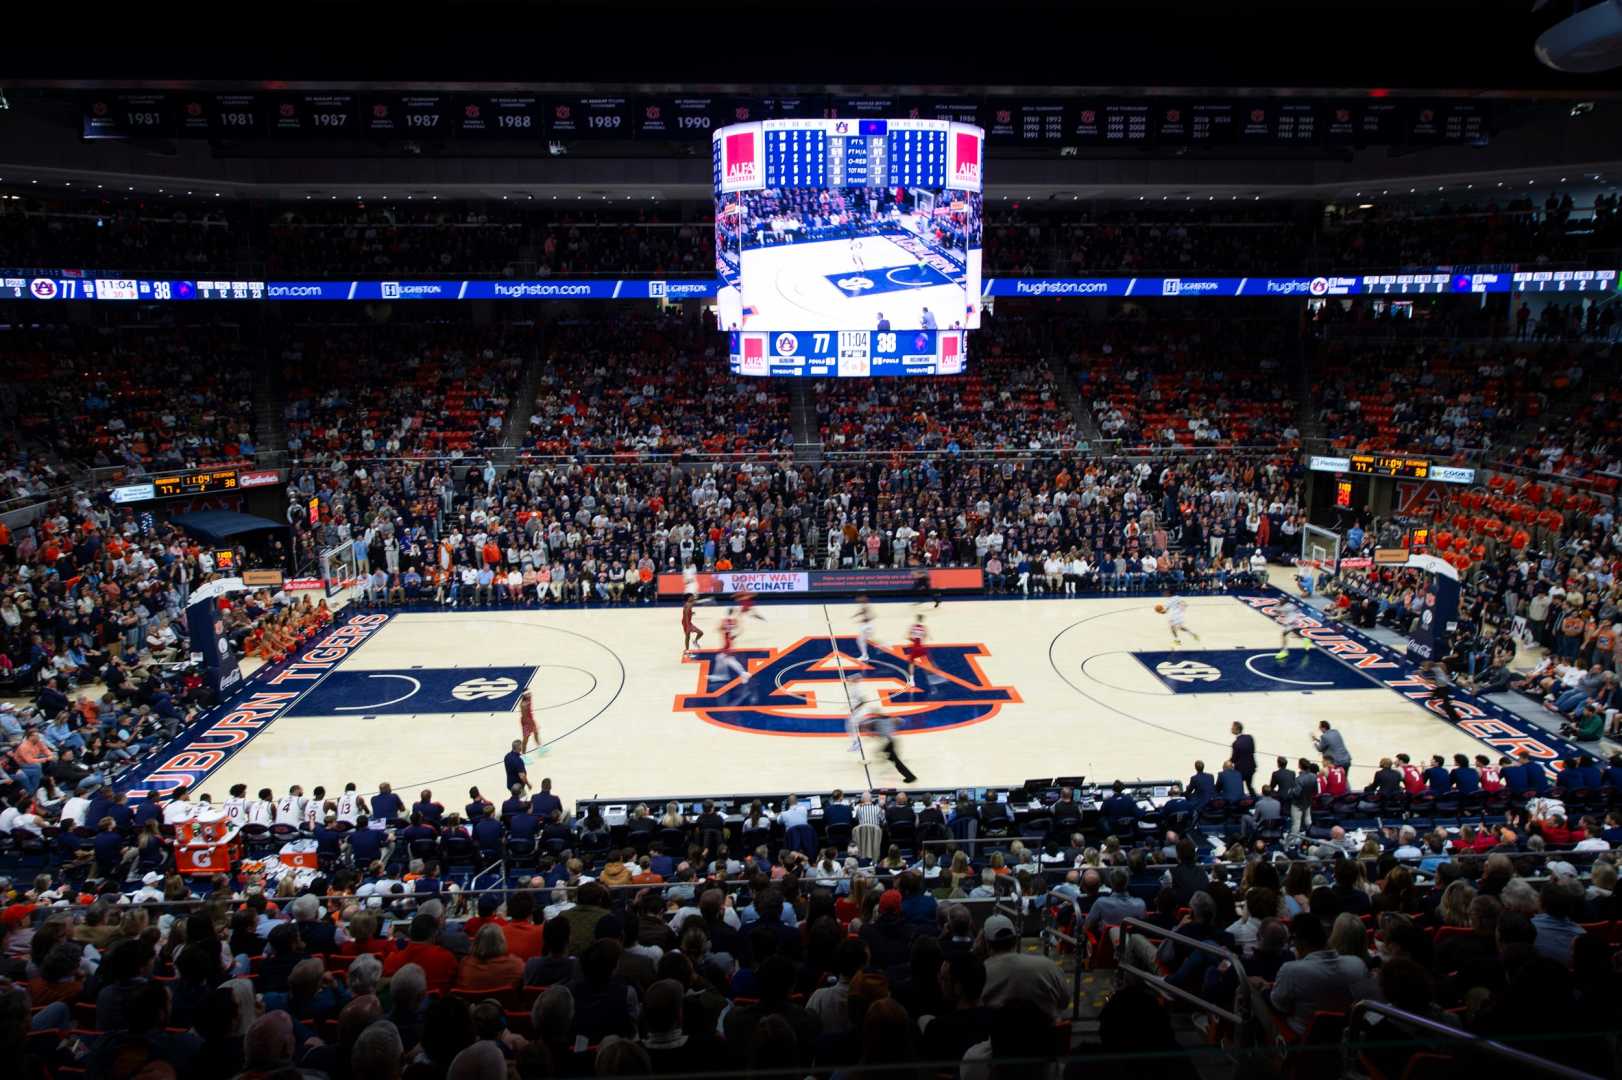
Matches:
[[1308, 455, 1476, 484], [729, 329, 966, 378], [153, 468, 239, 498], [713, 118, 984, 338]]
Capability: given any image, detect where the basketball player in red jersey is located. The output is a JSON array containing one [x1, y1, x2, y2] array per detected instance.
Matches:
[[517, 689, 539, 754], [682, 595, 704, 658], [738, 590, 765, 620], [904, 613, 929, 688], [713, 609, 751, 685]]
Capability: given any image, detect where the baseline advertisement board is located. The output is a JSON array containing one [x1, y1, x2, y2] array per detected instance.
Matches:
[[657, 567, 984, 597]]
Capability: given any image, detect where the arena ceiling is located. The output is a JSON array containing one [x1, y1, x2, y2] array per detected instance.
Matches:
[[3, 1, 1619, 93], [1, 2, 1619, 202]]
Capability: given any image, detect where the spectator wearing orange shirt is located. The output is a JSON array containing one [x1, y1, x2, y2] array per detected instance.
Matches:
[[501, 891, 546, 960], [14, 730, 55, 792], [454, 924, 525, 994], [382, 912, 460, 994]]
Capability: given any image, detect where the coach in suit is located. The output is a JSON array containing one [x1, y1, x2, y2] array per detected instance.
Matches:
[[1269, 757, 1297, 802], [1230, 722, 1257, 794], [1312, 721, 1352, 768], [1187, 761, 1216, 813], [1216, 761, 1245, 802]]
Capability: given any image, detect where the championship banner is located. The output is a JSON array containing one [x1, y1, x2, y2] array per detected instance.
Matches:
[[657, 567, 984, 597]]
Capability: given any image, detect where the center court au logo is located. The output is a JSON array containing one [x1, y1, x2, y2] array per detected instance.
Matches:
[[1154, 660, 1221, 683], [837, 276, 875, 293], [675, 635, 1020, 736]]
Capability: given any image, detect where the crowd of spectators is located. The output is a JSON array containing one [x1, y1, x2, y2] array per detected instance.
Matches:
[[1, 746, 1620, 1077], [1321, 192, 1622, 270], [1078, 323, 1300, 450], [816, 317, 1075, 454], [1311, 341, 1596, 458], [524, 314, 791, 458], [1314, 458, 1619, 740], [6, 322, 258, 474], [266, 206, 711, 278], [0, 197, 240, 274], [0, 485, 318, 798], [283, 320, 523, 463], [814, 451, 1303, 594], [7, 188, 1622, 279]]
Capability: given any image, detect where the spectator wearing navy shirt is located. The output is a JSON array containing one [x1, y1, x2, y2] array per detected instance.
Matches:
[[1101, 781, 1139, 828], [133, 796, 164, 828], [500, 784, 528, 820], [508, 806, 540, 840], [370, 782, 404, 826], [530, 778, 562, 819], [350, 815, 385, 863], [1423, 755, 1453, 795], [465, 786, 494, 820], [413, 790, 445, 824], [1450, 754, 1480, 795], [823, 789, 853, 830], [313, 814, 343, 859], [413, 862, 445, 896], [542, 810, 574, 850], [401, 811, 438, 847], [1501, 754, 1538, 796], [503, 742, 529, 794], [472, 808, 503, 852], [1571, 754, 1604, 790], [91, 815, 127, 877]]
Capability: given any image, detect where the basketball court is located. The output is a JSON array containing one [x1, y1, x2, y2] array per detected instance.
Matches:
[[134, 588, 1533, 808]]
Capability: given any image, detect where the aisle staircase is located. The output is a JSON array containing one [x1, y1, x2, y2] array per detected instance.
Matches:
[[251, 321, 288, 456], [499, 329, 547, 452], [1053, 361, 1103, 446], [789, 381, 823, 463]]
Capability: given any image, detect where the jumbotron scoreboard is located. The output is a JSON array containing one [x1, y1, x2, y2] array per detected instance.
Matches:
[[714, 116, 985, 377]]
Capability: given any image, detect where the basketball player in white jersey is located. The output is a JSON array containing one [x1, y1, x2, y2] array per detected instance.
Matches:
[[224, 784, 250, 830], [854, 595, 877, 662], [712, 609, 751, 685], [1162, 590, 1201, 646], [1275, 601, 1314, 660], [275, 785, 309, 829], [849, 236, 865, 270], [337, 782, 367, 826], [303, 787, 330, 830], [247, 787, 276, 828]]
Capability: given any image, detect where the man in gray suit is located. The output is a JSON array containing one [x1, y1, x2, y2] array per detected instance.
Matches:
[[1243, 785, 1284, 841], [1312, 721, 1351, 769]]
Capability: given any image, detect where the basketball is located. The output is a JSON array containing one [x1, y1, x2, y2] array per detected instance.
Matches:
[[1155, 603, 1166, 614]]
